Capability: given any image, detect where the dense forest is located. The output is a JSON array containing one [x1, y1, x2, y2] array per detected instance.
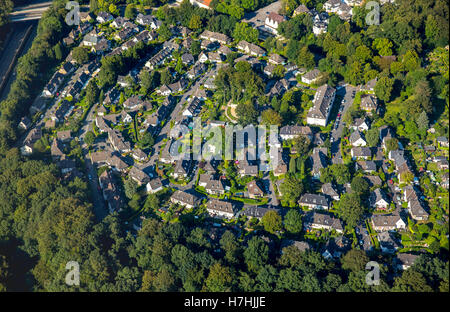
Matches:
[[0, 0, 449, 291]]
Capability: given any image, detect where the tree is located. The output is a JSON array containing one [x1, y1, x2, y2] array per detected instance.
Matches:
[[337, 193, 364, 228], [292, 135, 310, 157], [350, 176, 369, 195], [236, 101, 258, 126], [341, 249, 369, 272], [124, 4, 137, 19], [386, 138, 399, 152], [393, 269, 433, 292], [280, 175, 304, 205], [84, 131, 95, 146], [124, 178, 138, 199], [366, 128, 379, 147], [261, 109, 282, 126], [233, 22, 258, 43], [205, 263, 233, 292], [375, 76, 394, 102], [244, 237, 269, 272], [284, 209, 302, 234], [188, 14, 202, 30], [72, 47, 90, 64], [416, 111, 429, 132], [85, 80, 99, 105], [0, 0, 13, 27], [219, 231, 241, 265], [262, 210, 283, 234], [289, 156, 296, 174], [372, 38, 393, 56]]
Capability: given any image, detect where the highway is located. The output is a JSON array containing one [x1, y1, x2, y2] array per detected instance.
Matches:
[[9, 1, 53, 22]]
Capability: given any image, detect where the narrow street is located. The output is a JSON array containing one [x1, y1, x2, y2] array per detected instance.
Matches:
[[331, 85, 357, 164]]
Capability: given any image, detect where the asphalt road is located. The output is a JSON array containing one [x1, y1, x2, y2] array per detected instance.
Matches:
[[0, 22, 36, 101], [9, 1, 53, 22], [79, 102, 109, 222], [331, 85, 358, 164]]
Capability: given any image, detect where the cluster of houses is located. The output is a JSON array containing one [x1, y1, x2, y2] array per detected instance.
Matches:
[[16, 2, 445, 271]]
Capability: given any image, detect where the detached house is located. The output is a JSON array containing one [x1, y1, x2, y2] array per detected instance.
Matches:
[[129, 167, 150, 186], [279, 125, 313, 141], [396, 253, 419, 271], [360, 94, 379, 113], [241, 206, 279, 221], [146, 178, 163, 194], [108, 129, 131, 153], [311, 147, 328, 179], [96, 11, 113, 24], [301, 69, 321, 85], [351, 147, 372, 160], [305, 211, 344, 233], [207, 199, 235, 219], [170, 190, 200, 209], [370, 188, 390, 210], [265, 12, 287, 34], [298, 193, 329, 210], [321, 183, 340, 201], [236, 40, 266, 57], [371, 214, 406, 232], [349, 131, 367, 146], [247, 180, 264, 199], [205, 179, 226, 195]]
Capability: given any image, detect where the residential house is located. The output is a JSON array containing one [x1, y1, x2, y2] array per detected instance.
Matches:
[[20, 128, 42, 155], [301, 69, 321, 84], [269, 53, 286, 65], [247, 180, 264, 199], [378, 231, 401, 254], [18, 116, 32, 130], [360, 94, 379, 113], [171, 160, 192, 179], [352, 118, 370, 132], [236, 40, 266, 57], [96, 11, 113, 24], [371, 214, 406, 232], [351, 147, 372, 160], [355, 160, 377, 173], [298, 193, 329, 210], [293, 4, 311, 16], [349, 131, 367, 146], [170, 190, 200, 209], [321, 183, 340, 201], [146, 178, 163, 194], [305, 211, 344, 233], [396, 253, 419, 271], [279, 125, 313, 140], [98, 170, 124, 213], [57, 130, 72, 143], [241, 206, 278, 221], [198, 173, 213, 188], [129, 167, 150, 185], [205, 179, 226, 195], [108, 129, 131, 153], [265, 12, 287, 34], [306, 84, 336, 126], [199, 30, 231, 45], [370, 188, 390, 210], [311, 147, 328, 179], [207, 199, 235, 219]]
